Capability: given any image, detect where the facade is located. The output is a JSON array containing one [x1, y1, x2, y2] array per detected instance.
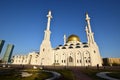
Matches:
[[12, 52, 39, 65], [12, 11, 102, 66], [3, 44, 14, 63]]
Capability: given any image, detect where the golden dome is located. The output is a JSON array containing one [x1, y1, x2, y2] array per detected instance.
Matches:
[[67, 34, 80, 42]]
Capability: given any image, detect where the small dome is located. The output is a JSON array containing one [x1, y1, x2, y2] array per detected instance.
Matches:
[[67, 34, 80, 42]]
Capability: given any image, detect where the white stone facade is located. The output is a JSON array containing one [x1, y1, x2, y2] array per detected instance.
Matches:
[[12, 11, 102, 66], [12, 52, 39, 65]]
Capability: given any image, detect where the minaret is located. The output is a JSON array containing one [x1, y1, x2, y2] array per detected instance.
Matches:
[[85, 26, 89, 42], [85, 13, 102, 66], [64, 34, 66, 45], [85, 13, 95, 44], [39, 11, 54, 65], [44, 11, 52, 41], [86, 13, 92, 33], [46, 11, 52, 31], [40, 11, 52, 54]]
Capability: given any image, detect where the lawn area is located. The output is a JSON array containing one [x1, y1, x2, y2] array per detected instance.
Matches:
[[54, 69, 75, 80], [106, 72, 120, 79], [80, 68, 120, 80], [0, 67, 120, 80], [80, 69, 106, 80], [0, 68, 52, 80]]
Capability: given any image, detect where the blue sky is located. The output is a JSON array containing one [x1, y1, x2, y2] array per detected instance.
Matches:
[[0, 0, 120, 58]]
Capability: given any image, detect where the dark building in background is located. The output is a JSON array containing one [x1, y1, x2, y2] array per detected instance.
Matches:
[[2, 44, 14, 63], [0, 40, 5, 54]]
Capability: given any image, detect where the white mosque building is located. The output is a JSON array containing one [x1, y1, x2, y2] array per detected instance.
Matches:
[[12, 11, 102, 66]]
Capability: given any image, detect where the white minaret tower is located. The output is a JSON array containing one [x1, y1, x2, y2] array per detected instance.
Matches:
[[85, 12, 95, 44], [85, 12, 102, 66], [44, 11, 52, 41], [40, 10, 52, 51], [39, 11, 54, 65], [46, 11, 52, 31], [86, 13, 92, 33], [40, 11, 52, 54], [64, 34, 66, 45]]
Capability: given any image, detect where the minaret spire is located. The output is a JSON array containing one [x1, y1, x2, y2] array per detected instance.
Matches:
[[46, 11, 52, 31], [85, 12, 95, 44], [40, 11, 52, 59], [64, 34, 66, 45], [85, 12, 92, 33]]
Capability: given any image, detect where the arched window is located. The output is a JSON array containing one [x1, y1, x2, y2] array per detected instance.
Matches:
[[76, 43, 80, 45], [62, 47, 66, 49], [64, 60, 66, 63], [94, 50, 96, 53], [83, 45, 88, 48], [69, 46, 73, 49], [62, 60, 63, 63], [80, 60, 81, 63], [69, 56, 73, 62], [36, 55, 38, 58], [56, 47, 60, 49], [88, 60, 90, 63], [43, 48, 45, 52], [77, 60, 79, 63], [70, 44, 74, 46], [76, 46, 80, 48], [64, 44, 68, 46]]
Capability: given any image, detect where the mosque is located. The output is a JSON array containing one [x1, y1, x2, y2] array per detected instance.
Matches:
[[12, 11, 102, 66]]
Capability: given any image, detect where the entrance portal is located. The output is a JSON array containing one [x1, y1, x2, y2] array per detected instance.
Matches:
[[68, 56, 74, 66]]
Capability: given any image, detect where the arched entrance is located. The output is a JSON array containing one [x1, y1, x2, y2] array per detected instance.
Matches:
[[68, 56, 74, 66]]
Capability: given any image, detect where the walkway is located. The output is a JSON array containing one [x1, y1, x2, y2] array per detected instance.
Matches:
[[96, 72, 119, 80], [71, 68, 92, 80], [43, 70, 61, 80]]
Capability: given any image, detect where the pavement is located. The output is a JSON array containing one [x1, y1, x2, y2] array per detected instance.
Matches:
[[71, 68, 92, 80]]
